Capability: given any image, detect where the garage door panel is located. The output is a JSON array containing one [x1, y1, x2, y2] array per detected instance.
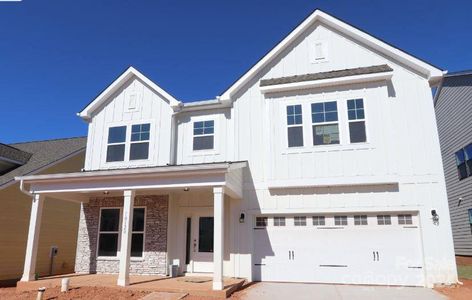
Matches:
[[253, 213, 425, 286]]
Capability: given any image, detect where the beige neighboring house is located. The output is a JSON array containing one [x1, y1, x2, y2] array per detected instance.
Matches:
[[0, 137, 86, 286]]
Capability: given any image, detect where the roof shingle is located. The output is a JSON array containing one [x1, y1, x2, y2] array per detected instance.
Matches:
[[260, 64, 393, 87]]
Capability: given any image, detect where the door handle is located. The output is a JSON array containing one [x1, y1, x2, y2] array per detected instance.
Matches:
[[373, 251, 376, 261], [373, 251, 380, 261], [292, 250, 294, 260], [376, 251, 379, 261], [289, 250, 292, 260], [193, 239, 197, 252]]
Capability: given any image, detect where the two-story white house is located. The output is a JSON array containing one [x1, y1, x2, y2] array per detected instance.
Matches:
[[17, 9, 457, 290]]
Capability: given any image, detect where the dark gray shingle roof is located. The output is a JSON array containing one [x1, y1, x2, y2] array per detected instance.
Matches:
[[0, 144, 32, 164], [260, 64, 393, 87], [0, 137, 86, 188]]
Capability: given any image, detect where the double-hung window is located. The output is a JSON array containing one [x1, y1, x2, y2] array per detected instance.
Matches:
[[97, 208, 146, 257], [193, 120, 214, 150], [377, 215, 391, 225], [273, 217, 286, 226], [106, 126, 127, 162], [255, 217, 268, 227], [287, 105, 304, 147], [347, 99, 367, 143], [455, 149, 468, 180], [294, 216, 307, 226], [312, 101, 339, 145], [131, 208, 145, 257], [130, 124, 150, 160], [98, 208, 121, 256], [312, 216, 325, 226], [398, 214, 413, 225], [354, 215, 368, 225], [334, 216, 347, 226]]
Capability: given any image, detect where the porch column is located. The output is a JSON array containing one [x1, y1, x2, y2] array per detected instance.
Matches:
[[21, 194, 45, 281], [213, 186, 225, 290], [117, 190, 135, 287]]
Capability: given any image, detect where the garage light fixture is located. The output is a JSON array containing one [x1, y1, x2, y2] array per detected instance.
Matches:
[[239, 213, 245, 223]]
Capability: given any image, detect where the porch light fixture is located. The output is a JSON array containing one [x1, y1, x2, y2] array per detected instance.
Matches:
[[183, 187, 190, 192], [431, 209, 439, 225], [239, 213, 245, 223], [103, 191, 109, 195]]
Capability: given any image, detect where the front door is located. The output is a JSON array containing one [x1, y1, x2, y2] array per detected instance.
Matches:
[[188, 211, 214, 273]]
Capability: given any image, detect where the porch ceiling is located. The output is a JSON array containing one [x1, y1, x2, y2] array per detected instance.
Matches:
[[16, 161, 247, 202]]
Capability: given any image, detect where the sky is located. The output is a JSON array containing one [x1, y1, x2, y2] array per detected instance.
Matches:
[[1, 0, 471, 143]]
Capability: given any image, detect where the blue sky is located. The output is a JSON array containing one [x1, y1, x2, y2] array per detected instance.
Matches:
[[1, 0, 471, 143]]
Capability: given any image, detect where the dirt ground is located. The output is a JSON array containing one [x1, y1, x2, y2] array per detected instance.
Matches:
[[434, 256, 472, 300], [0, 286, 150, 300]]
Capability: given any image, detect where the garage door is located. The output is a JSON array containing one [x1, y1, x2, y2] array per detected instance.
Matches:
[[253, 213, 425, 286]]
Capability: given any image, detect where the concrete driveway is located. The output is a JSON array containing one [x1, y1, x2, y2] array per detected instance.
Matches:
[[239, 282, 446, 300]]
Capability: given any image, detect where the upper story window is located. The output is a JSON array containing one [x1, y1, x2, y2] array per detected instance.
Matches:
[[354, 215, 368, 225], [255, 216, 268, 227], [347, 99, 366, 143], [294, 216, 307, 226], [130, 124, 150, 160], [106, 123, 150, 163], [455, 144, 472, 180], [312, 216, 325, 226], [193, 120, 214, 151], [106, 126, 127, 162], [398, 214, 413, 225], [287, 105, 304, 147], [311, 101, 339, 145], [377, 215, 391, 225], [334, 216, 348, 226]]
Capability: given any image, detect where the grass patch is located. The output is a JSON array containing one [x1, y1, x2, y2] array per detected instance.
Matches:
[[458, 265, 472, 279]]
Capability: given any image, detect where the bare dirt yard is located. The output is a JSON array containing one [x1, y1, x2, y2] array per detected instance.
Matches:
[[434, 256, 472, 300], [0, 286, 151, 300]]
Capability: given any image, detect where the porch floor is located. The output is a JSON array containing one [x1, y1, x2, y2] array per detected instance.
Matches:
[[16, 273, 245, 298]]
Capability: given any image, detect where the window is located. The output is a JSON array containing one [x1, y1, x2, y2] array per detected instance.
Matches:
[[193, 120, 214, 150], [98, 208, 120, 256], [334, 216, 348, 226], [294, 216, 307, 226], [469, 209, 472, 225], [106, 126, 126, 162], [312, 216, 325, 226], [274, 217, 286, 226], [377, 215, 392, 225], [398, 214, 413, 225], [465, 144, 472, 176], [347, 99, 366, 143], [198, 217, 214, 252], [312, 101, 339, 145], [130, 124, 150, 160], [97, 208, 145, 257], [354, 215, 368, 225], [287, 105, 304, 147], [131, 208, 145, 257], [456, 149, 467, 180], [256, 217, 268, 227]]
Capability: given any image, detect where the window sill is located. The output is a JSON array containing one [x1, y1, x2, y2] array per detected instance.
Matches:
[[282, 142, 374, 154], [190, 150, 220, 157]]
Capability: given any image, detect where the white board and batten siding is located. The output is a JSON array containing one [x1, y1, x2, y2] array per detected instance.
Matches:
[[84, 78, 173, 170], [81, 12, 457, 288]]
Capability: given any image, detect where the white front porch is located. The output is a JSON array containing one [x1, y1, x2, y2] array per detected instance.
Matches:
[[16, 162, 246, 291]]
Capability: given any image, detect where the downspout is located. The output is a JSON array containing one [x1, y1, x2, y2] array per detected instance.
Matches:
[[169, 105, 182, 165]]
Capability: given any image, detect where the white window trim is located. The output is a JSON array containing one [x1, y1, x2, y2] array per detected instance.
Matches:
[[190, 115, 219, 155], [96, 206, 146, 260], [286, 104, 304, 148], [103, 119, 155, 167], [346, 98, 369, 144]]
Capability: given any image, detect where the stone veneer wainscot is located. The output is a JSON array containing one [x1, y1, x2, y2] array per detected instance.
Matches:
[[74, 195, 168, 275]]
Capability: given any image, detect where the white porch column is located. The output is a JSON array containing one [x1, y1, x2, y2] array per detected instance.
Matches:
[[213, 186, 225, 290], [117, 190, 135, 287], [21, 194, 45, 282]]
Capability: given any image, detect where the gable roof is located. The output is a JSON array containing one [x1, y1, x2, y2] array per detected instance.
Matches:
[[219, 9, 444, 101], [0, 137, 86, 189], [78, 67, 181, 120]]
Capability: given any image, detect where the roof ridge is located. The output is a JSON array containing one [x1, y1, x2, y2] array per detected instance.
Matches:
[[9, 135, 87, 146]]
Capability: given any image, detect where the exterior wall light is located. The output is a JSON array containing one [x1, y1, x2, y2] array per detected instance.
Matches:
[[183, 187, 190, 192], [431, 209, 439, 225], [239, 213, 245, 223]]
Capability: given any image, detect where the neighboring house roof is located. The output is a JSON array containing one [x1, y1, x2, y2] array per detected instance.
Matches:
[[78, 67, 181, 120], [260, 65, 393, 87], [219, 9, 444, 100], [433, 70, 472, 107], [0, 144, 32, 165], [0, 137, 87, 189]]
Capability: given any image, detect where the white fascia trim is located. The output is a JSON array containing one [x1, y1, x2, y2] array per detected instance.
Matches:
[[267, 176, 398, 189], [15, 161, 248, 183], [78, 66, 181, 119], [260, 71, 393, 94], [220, 10, 442, 100]]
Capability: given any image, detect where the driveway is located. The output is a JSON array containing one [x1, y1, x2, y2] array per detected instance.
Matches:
[[239, 282, 446, 300]]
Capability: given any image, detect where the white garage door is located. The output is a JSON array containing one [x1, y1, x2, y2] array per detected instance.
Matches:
[[253, 213, 425, 286]]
